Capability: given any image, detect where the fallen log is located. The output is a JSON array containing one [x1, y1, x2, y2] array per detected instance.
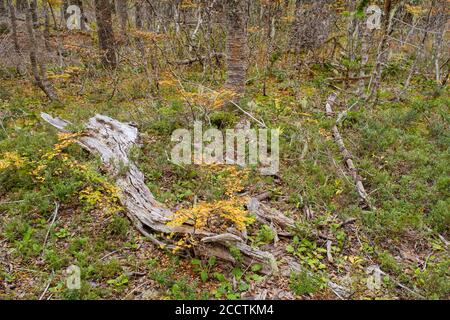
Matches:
[[172, 52, 226, 65], [41, 112, 283, 274], [325, 94, 374, 210]]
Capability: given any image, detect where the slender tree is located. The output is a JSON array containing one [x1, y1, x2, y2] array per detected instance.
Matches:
[[366, 0, 403, 101], [116, 0, 128, 40], [134, 0, 144, 55], [94, 0, 117, 67], [30, 0, 38, 27], [24, 0, 58, 100], [0, 0, 6, 16], [224, 0, 248, 99], [43, 0, 51, 51], [16, 0, 26, 12], [7, 0, 20, 56]]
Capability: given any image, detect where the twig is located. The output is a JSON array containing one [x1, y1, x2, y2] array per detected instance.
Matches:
[[41, 202, 59, 255], [378, 269, 426, 300], [39, 273, 54, 300], [336, 101, 358, 124], [229, 100, 267, 128], [326, 240, 333, 263]]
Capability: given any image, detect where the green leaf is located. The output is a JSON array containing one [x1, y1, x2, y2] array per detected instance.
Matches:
[[227, 293, 239, 300], [208, 256, 216, 267], [286, 244, 295, 253], [251, 263, 262, 272], [251, 274, 264, 282], [200, 270, 208, 282], [191, 258, 201, 265], [231, 267, 243, 279], [214, 272, 226, 282], [239, 282, 250, 291]]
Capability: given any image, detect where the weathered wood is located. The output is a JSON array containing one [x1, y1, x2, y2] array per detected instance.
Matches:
[[41, 112, 282, 274], [325, 94, 374, 210]]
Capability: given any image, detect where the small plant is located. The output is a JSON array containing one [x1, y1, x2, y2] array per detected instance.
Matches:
[[286, 236, 327, 271], [107, 274, 129, 287], [254, 224, 275, 245], [212, 265, 264, 299], [55, 228, 70, 239], [290, 270, 327, 296], [107, 215, 130, 238], [191, 256, 216, 282]]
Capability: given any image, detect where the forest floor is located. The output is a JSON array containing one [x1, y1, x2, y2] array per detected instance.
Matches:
[[0, 30, 449, 300]]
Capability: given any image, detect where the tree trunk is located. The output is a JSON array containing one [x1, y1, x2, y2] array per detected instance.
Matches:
[[366, 0, 403, 101], [7, 0, 20, 55], [134, 1, 144, 55], [30, 0, 38, 28], [401, 0, 435, 94], [0, 0, 6, 16], [60, 0, 69, 28], [24, 0, 58, 100], [43, 0, 51, 51], [16, 0, 27, 12], [432, 0, 447, 85], [357, 0, 371, 95], [115, 0, 128, 40], [94, 0, 117, 67], [224, 0, 248, 99], [73, 0, 86, 31]]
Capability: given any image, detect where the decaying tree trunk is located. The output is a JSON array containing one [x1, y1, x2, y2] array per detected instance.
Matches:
[[224, 0, 248, 98], [40, 112, 297, 274]]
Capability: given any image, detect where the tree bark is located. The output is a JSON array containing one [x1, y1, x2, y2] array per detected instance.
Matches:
[[16, 0, 27, 12], [115, 0, 128, 40], [94, 0, 117, 67], [7, 0, 20, 55], [43, 0, 51, 51], [0, 0, 6, 16], [30, 0, 38, 28], [134, 0, 144, 55], [224, 0, 248, 99]]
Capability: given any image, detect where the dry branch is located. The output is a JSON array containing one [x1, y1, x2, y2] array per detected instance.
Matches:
[[325, 94, 374, 210], [172, 52, 226, 65], [41, 112, 285, 274]]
